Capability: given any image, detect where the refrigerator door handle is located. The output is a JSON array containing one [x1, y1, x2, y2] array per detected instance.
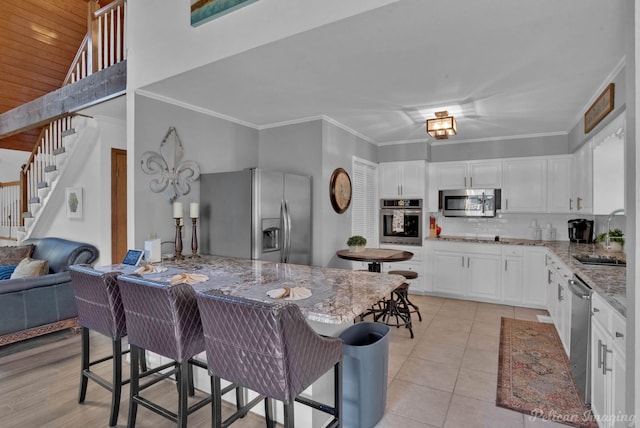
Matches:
[[283, 199, 292, 263], [280, 200, 286, 263]]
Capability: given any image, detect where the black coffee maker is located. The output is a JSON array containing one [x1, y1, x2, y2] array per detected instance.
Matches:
[[568, 219, 594, 243]]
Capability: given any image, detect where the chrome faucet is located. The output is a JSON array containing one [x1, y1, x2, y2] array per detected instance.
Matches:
[[605, 208, 625, 249]]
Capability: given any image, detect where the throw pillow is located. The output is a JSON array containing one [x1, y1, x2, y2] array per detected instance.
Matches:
[[0, 265, 17, 280], [10, 258, 49, 279], [0, 244, 35, 266]]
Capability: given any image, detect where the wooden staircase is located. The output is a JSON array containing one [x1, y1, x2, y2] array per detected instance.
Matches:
[[0, 0, 126, 242]]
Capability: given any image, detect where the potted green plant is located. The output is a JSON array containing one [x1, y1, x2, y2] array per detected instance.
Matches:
[[347, 235, 367, 253], [596, 228, 625, 252]]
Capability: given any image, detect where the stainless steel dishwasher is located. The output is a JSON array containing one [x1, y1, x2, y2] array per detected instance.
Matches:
[[568, 275, 593, 404]]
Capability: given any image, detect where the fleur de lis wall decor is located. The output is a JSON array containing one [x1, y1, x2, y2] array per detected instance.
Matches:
[[140, 126, 201, 202]]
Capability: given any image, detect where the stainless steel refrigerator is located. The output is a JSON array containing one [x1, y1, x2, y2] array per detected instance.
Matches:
[[199, 169, 312, 265]]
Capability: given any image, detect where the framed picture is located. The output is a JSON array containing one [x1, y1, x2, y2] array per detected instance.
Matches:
[[65, 187, 83, 219], [584, 83, 614, 134], [191, 0, 259, 27]]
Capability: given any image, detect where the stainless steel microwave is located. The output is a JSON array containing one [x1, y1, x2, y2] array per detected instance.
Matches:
[[438, 189, 501, 217]]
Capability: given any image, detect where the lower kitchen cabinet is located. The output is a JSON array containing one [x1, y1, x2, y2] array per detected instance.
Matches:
[[522, 247, 547, 307], [545, 252, 572, 354], [430, 241, 501, 301], [381, 244, 426, 294], [501, 246, 524, 304], [590, 292, 626, 428]]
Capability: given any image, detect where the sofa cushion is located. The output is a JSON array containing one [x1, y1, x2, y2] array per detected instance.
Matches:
[[0, 245, 35, 266], [0, 265, 17, 280], [10, 258, 49, 279]]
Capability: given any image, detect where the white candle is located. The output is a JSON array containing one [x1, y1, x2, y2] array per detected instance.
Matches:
[[173, 202, 183, 218], [190, 202, 199, 218]]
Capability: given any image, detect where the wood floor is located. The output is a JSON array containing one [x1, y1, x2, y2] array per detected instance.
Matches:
[[0, 330, 267, 428]]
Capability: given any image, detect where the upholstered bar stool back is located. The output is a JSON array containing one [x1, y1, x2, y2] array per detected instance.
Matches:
[[196, 291, 343, 428], [69, 265, 129, 427], [117, 275, 211, 428]]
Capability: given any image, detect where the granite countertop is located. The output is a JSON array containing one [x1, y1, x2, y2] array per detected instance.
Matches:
[[427, 236, 627, 317], [97, 255, 405, 325]]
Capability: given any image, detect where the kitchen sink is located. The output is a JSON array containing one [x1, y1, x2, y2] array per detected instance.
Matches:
[[572, 255, 626, 266]]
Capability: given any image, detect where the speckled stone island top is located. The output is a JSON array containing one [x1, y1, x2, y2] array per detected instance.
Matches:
[[429, 236, 627, 317], [96, 255, 406, 325]]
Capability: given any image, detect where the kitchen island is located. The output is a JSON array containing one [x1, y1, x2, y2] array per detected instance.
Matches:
[[96, 255, 405, 427]]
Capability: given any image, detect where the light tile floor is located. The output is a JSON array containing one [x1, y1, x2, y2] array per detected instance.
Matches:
[[376, 295, 569, 428]]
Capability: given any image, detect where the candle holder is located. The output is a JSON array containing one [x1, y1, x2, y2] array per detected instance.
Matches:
[[191, 217, 199, 257], [174, 218, 183, 260]]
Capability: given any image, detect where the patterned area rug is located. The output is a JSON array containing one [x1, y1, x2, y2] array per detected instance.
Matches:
[[497, 317, 598, 428]]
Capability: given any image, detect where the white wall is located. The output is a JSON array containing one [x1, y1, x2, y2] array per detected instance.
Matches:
[[32, 116, 127, 265], [126, 0, 399, 91], [0, 149, 28, 182]]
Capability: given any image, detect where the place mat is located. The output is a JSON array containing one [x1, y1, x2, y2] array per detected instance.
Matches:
[[135, 265, 168, 274], [267, 287, 312, 300], [497, 317, 597, 428], [169, 273, 209, 285]]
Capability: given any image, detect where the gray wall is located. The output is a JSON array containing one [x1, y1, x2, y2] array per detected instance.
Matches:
[[258, 119, 378, 267], [429, 134, 569, 162], [133, 95, 259, 249], [568, 66, 627, 153], [378, 142, 428, 162]]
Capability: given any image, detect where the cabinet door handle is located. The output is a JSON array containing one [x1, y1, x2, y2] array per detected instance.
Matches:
[[597, 339, 604, 369], [569, 198, 573, 211], [547, 270, 552, 284], [603, 346, 613, 374], [557, 284, 564, 302], [400, 185, 403, 195], [470, 176, 473, 187], [461, 257, 465, 268], [616, 332, 624, 338], [505, 199, 509, 210], [467, 257, 470, 268], [593, 307, 600, 313], [505, 260, 508, 271], [464, 177, 467, 187], [577, 197, 582, 211]]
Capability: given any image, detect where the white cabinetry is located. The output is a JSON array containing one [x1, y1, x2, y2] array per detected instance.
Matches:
[[501, 245, 524, 304], [571, 140, 593, 214], [545, 253, 572, 354], [431, 160, 502, 190], [381, 244, 426, 294], [547, 156, 573, 213], [430, 241, 501, 301], [522, 247, 547, 307], [379, 161, 425, 198], [502, 158, 547, 212], [590, 292, 626, 428]]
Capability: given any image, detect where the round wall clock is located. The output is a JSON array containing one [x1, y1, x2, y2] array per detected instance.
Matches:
[[329, 167, 352, 214]]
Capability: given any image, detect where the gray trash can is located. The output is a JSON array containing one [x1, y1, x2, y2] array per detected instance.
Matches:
[[339, 322, 390, 428]]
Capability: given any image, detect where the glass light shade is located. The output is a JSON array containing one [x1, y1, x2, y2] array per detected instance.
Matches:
[[426, 113, 457, 139]]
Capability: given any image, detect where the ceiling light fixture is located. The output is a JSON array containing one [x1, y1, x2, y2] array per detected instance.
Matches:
[[426, 111, 457, 139]]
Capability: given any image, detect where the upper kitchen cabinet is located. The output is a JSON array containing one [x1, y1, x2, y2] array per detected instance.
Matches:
[[547, 156, 573, 214], [502, 158, 547, 212], [592, 114, 625, 215], [379, 161, 425, 199], [431, 160, 502, 190], [570, 140, 593, 214]]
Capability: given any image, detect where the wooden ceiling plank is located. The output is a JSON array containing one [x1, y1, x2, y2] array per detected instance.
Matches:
[[0, 43, 76, 69], [0, 19, 84, 55], [0, 4, 87, 41], [0, 60, 126, 138], [0, 63, 63, 87], [20, 0, 93, 22], [0, 51, 69, 81]]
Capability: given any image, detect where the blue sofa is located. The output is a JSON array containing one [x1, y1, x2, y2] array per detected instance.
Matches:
[[0, 237, 99, 346]]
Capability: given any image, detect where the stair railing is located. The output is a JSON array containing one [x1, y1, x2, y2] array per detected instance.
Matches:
[[0, 181, 20, 240], [20, 116, 74, 224], [64, 0, 126, 85]]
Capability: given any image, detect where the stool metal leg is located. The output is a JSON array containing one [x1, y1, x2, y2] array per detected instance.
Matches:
[[128, 345, 140, 428], [79, 327, 90, 403], [178, 360, 189, 428], [109, 338, 123, 426], [283, 402, 295, 428]]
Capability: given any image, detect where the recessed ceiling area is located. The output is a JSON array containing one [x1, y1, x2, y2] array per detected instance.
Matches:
[[140, 0, 626, 145]]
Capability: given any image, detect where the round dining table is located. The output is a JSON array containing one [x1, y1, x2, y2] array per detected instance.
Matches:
[[336, 247, 414, 272]]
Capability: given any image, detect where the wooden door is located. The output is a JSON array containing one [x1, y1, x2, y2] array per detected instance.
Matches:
[[111, 148, 127, 263]]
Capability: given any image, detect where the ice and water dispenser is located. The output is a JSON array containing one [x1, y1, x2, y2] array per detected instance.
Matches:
[[261, 218, 281, 252]]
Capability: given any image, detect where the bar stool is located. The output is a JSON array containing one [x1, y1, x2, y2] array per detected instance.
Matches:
[[68, 265, 147, 427], [388, 270, 422, 322], [195, 290, 343, 428], [116, 275, 215, 428]]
